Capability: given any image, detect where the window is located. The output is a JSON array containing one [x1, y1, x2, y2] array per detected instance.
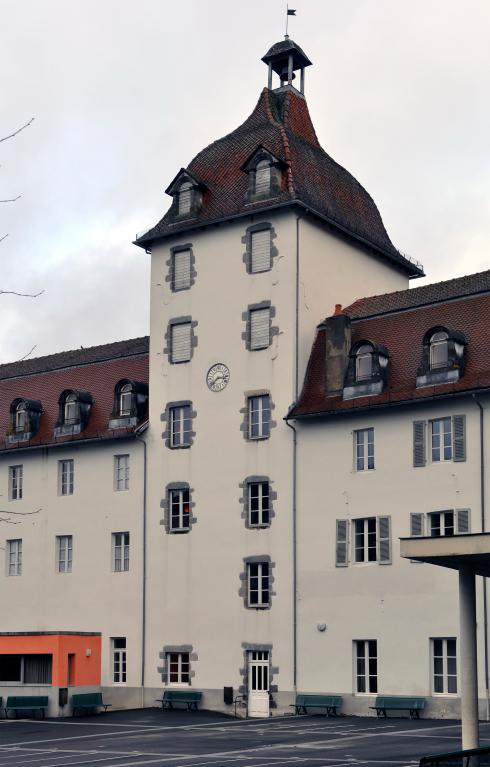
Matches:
[[172, 249, 191, 291], [429, 509, 470, 537], [178, 182, 192, 215], [247, 562, 270, 607], [8, 398, 42, 440], [250, 307, 271, 350], [249, 482, 270, 527], [64, 393, 80, 425], [169, 488, 190, 532], [255, 160, 271, 195], [355, 640, 377, 694], [111, 637, 127, 684], [114, 455, 130, 491], [414, 416, 466, 467], [430, 331, 449, 370], [0, 654, 52, 684], [356, 345, 373, 382], [432, 638, 457, 694], [112, 532, 130, 572], [336, 517, 391, 566], [170, 405, 192, 448], [110, 380, 148, 427], [15, 402, 26, 432], [58, 459, 74, 496], [7, 539, 22, 576], [171, 321, 192, 363], [431, 417, 452, 462], [248, 395, 270, 440], [56, 535, 73, 573], [250, 230, 271, 273], [417, 328, 467, 387], [167, 652, 190, 684], [355, 428, 374, 471], [119, 384, 133, 416], [8, 465, 23, 501]]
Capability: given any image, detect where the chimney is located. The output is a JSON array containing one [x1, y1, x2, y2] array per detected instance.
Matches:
[[320, 307, 351, 395]]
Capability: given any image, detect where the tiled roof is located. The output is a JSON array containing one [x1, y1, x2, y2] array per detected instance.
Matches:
[[136, 87, 421, 276], [0, 338, 149, 452], [345, 269, 490, 319], [290, 283, 490, 419]]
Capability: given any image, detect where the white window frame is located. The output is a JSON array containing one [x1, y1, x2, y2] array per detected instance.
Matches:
[[112, 532, 130, 572], [56, 535, 73, 573], [169, 488, 190, 532], [248, 395, 270, 440], [7, 539, 22, 576], [354, 639, 378, 694], [8, 465, 23, 501], [354, 428, 374, 471], [64, 393, 79, 425], [248, 482, 270, 527], [119, 384, 133, 417], [353, 517, 378, 563], [431, 637, 457, 695], [15, 403, 26, 433], [114, 454, 130, 491], [430, 417, 452, 463], [170, 405, 192, 448], [355, 345, 373, 382], [430, 332, 449, 370], [58, 459, 74, 496], [166, 652, 190, 686], [111, 637, 127, 685], [247, 562, 270, 607]]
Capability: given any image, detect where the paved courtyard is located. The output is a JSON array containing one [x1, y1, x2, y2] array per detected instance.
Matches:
[[0, 709, 487, 767]]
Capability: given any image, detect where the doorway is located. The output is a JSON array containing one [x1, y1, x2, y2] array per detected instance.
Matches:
[[248, 650, 269, 718]]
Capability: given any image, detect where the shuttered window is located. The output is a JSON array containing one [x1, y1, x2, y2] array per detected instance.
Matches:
[[171, 322, 192, 363], [255, 162, 271, 195], [453, 415, 466, 462], [172, 249, 191, 291], [178, 184, 192, 215], [428, 509, 471, 536], [413, 421, 426, 467], [250, 308, 270, 350], [337, 517, 391, 566], [250, 230, 271, 273], [335, 520, 349, 567], [377, 516, 391, 564]]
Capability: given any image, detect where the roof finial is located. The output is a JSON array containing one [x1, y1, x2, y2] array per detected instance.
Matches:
[[286, 5, 296, 37]]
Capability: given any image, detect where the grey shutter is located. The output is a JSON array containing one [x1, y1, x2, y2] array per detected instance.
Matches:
[[250, 308, 270, 350], [251, 230, 271, 273], [410, 513, 424, 537], [171, 323, 191, 363], [178, 186, 191, 215], [255, 164, 271, 195], [378, 516, 392, 564], [453, 415, 466, 462], [335, 520, 349, 567], [413, 421, 427, 467], [173, 250, 191, 291], [456, 509, 470, 534]]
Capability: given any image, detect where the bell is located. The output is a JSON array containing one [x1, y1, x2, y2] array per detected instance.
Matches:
[[279, 66, 296, 83]]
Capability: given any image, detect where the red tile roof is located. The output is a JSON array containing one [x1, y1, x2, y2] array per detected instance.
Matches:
[[290, 275, 490, 418], [136, 87, 421, 276], [0, 338, 149, 452]]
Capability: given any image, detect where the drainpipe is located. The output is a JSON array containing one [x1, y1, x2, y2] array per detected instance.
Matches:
[[286, 418, 298, 694], [135, 423, 148, 708], [473, 394, 489, 721]]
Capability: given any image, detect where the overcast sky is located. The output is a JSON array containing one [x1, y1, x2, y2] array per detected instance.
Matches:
[[1, 0, 489, 363]]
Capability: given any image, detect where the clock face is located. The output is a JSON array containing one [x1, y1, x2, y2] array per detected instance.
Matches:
[[206, 363, 230, 392]]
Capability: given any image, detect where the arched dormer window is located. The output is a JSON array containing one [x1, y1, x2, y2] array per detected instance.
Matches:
[[255, 160, 271, 196], [165, 169, 205, 220], [343, 340, 389, 401], [55, 390, 93, 436], [109, 379, 149, 429], [242, 147, 286, 202], [417, 327, 467, 388], [7, 398, 42, 442]]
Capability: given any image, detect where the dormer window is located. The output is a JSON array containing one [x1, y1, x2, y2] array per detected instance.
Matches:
[[109, 379, 149, 429], [343, 341, 389, 401], [7, 398, 42, 443], [178, 182, 192, 216], [55, 390, 93, 436], [242, 147, 286, 203], [255, 160, 271, 196], [64, 393, 80, 425], [417, 327, 467, 388], [165, 169, 205, 220]]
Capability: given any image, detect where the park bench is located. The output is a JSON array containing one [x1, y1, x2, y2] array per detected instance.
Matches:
[[5, 695, 49, 719], [156, 690, 202, 711], [370, 696, 425, 719], [72, 692, 111, 716], [290, 694, 342, 716]]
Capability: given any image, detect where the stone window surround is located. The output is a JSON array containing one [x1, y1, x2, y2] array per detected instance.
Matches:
[[238, 643, 279, 703], [243, 148, 283, 203], [157, 644, 198, 685], [164, 316, 198, 365], [166, 243, 197, 292], [241, 222, 278, 274], [239, 476, 276, 529], [239, 390, 277, 442], [242, 301, 279, 352], [238, 555, 276, 610], [161, 400, 197, 449], [160, 482, 197, 534]]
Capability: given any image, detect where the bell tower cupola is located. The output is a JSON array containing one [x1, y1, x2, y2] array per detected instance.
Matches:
[[261, 37, 312, 95]]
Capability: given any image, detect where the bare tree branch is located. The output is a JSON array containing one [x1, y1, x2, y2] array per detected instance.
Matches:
[[17, 344, 37, 361], [0, 234, 8, 244], [0, 508, 41, 518], [0, 195, 21, 203], [0, 289, 44, 298], [0, 117, 35, 144]]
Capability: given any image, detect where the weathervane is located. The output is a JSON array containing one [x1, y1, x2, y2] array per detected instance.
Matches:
[[285, 5, 296, 37]]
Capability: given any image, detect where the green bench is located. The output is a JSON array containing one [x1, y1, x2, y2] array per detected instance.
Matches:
[[290, 694, 342, 716], [72, 692, 112, 716], [5, 695, 49, 719], [370, 696, 425, 719], [156, 690, 202, 711]]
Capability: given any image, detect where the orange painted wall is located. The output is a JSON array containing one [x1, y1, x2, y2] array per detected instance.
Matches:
[[0, 634, 101, 686]]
